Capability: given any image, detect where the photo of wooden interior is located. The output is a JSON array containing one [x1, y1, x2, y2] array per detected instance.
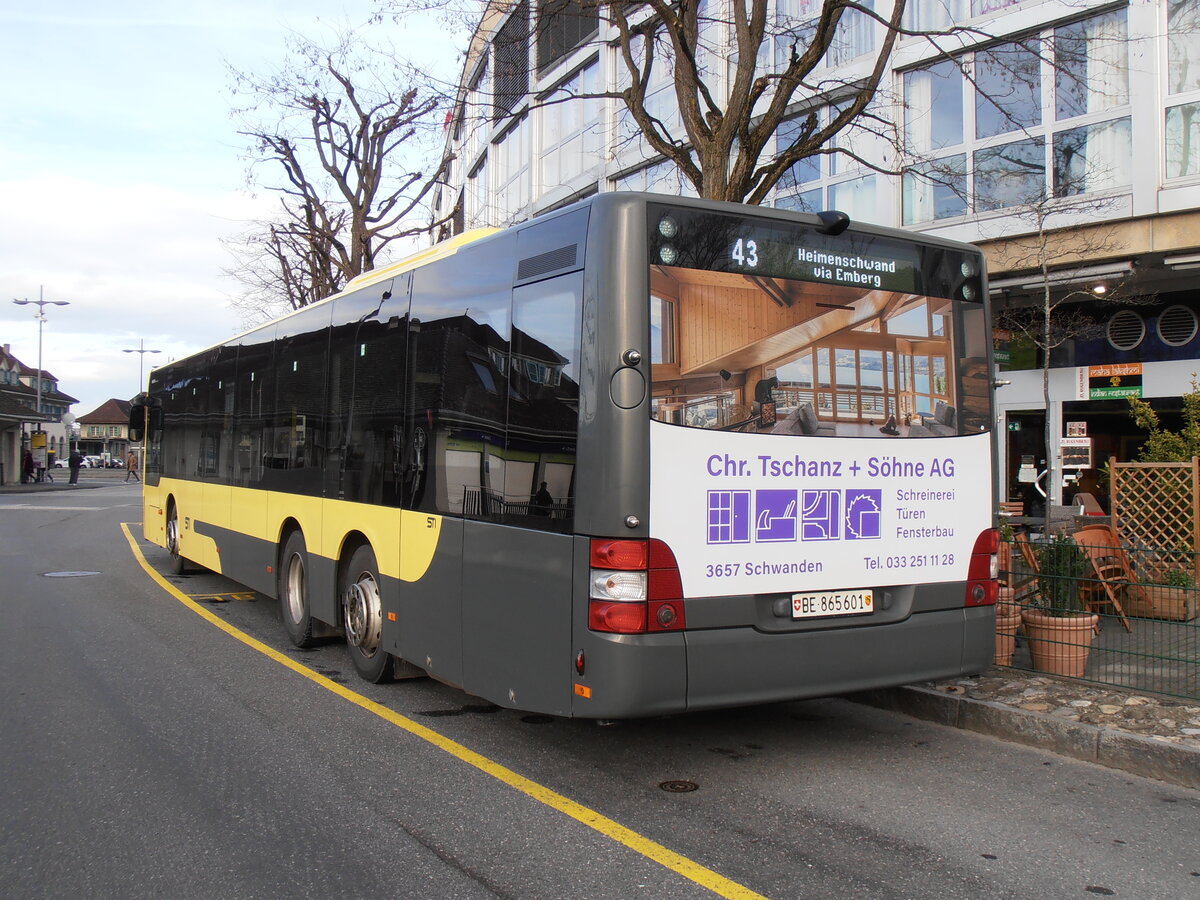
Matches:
[[649, 264, 982, 438]]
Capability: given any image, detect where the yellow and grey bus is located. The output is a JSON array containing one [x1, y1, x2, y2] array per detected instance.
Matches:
[[131, 192, 999, 718]]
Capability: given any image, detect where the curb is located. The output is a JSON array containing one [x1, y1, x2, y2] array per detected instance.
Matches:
[[0, 483, 110, 494], [850, 685, 1200, 790]]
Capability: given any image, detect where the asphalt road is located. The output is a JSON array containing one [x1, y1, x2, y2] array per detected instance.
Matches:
[[2, 484, 1198, 899]]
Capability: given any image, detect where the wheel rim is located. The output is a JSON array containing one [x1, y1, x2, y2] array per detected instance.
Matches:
[[167, 509, 180, 558], [285, 552, 305, 625], [344, 570, 383, 657]]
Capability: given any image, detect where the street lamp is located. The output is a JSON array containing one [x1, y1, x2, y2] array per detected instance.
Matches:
[[122, 339, 161, 393], [12, 287, 70, 434]]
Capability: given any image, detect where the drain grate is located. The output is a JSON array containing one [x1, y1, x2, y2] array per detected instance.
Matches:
[[43, 571, 101, 578]]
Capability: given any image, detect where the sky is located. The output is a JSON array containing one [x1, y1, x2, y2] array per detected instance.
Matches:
[[0, 2, 464, 417]]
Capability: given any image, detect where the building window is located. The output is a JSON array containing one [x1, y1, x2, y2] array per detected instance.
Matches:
[[901, 9, 1130, 223], [461, 60, 491, 177], [535, 0, 598, 73], [1166, 102, 1200, 177], [538, 61, 600, 192], [493, 115, 531, 223], [902, 0, 965, 31], [494, 2, 530, 121], [1169, 0, 1200, 95], [466, 157, 490, 227], [903, 155, 967, 223], [1167, 2, 1200, 177], [1055, 11, 1128, 120], [774, 106, 882, 220], [1053, 119, 1132, 196], [974, 138, 1045, 210], [974, 40, 1042, 140], [617, 31, 682, 166], [612, 160, 696, 196]]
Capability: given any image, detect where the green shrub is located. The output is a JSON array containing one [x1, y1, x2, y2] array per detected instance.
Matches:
[[1035, 533, 1089, 615]]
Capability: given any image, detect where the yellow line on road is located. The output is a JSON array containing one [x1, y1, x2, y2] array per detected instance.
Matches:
[[119, 523, 767, 900]]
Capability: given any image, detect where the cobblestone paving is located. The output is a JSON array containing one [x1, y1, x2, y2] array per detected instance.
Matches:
[[927, 668, 1200, 750]]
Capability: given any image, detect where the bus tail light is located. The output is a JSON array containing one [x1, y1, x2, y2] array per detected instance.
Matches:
[[965, 528, 1000, 607], [589, 538, 686, 634]]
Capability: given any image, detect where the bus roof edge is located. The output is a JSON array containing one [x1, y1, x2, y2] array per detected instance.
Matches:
[[344, 228, 502, 290]]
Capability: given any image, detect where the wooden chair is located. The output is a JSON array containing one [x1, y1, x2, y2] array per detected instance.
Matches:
[[999, 500, 1025, 517], [1005, 532, 1041, 605], [1071, 526, 1139, 632], [1071, 492, 1105, 516]]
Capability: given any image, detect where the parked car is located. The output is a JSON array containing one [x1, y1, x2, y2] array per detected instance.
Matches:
[[85, 456, 103, 469]]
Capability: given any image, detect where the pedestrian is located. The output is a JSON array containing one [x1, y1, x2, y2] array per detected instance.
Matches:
[[125, 449, 141, 483], [21, 449, 34, 484], [68, 450, 81, 485], [532, 481, 552, 516]]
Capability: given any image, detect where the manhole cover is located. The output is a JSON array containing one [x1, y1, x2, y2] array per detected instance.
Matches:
[[44, 571, 102, 578], [659, 780, 699, 793]]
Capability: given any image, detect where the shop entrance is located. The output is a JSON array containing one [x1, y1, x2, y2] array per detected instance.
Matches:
[[1005, 410, 1047, 518]]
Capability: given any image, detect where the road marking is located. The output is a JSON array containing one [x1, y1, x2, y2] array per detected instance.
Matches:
[[119, 523, 766, 900]]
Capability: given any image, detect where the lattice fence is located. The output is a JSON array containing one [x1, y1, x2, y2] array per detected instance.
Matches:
[[1110, 457, 1199, 583]]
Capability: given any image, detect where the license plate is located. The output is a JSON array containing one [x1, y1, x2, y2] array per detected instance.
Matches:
[[791, 589, 874, 619]]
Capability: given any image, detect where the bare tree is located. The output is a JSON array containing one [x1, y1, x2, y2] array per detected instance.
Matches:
[[384, 0, 1144, 230], [608, 0, 907, 203], [987, 173, 1145, 525], [227, 27, 453, 315], [383, 0, 914, 207]]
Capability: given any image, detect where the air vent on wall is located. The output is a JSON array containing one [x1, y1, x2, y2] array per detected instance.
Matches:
[[517, 244, 578, 281], [1106, 309, 1145, 350], [1156, 304, 1198, 347]]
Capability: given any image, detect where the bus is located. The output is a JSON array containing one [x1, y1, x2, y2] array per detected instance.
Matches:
[[131, 192, 999, 719]]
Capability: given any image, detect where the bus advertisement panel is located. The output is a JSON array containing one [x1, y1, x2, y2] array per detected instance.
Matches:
[[644, 202, 993, 608]]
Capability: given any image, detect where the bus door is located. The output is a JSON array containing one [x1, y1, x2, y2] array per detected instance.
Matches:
[[459, 269, 583, 716]]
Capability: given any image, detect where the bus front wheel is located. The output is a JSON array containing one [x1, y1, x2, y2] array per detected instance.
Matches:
[[341, 545, 394, 683], [279, 530, 315, 648]]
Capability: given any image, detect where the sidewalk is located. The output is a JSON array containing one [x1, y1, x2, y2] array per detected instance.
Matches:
[[0, 468, 140, 493], [852, 667, 1200, 790]]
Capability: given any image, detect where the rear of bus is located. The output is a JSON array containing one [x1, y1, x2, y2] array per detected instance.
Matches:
[[572, 195, 997, 717]]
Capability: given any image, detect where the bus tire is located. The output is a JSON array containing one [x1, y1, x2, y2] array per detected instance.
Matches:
[[166, 501, 189, 575], [341, 544, 394, 683], [279, 530, 315, 648]]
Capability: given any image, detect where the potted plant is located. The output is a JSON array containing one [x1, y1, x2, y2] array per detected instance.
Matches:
[[1021, 533, 1099, 677], [1135, 565, 1199, 622]]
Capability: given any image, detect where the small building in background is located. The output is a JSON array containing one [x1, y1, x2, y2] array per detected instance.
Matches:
[[77, 398, 133, 466]]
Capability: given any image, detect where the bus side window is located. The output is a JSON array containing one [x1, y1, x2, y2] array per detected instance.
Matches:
[[409, 241, 514, 518], [508, 273, 583, 531]]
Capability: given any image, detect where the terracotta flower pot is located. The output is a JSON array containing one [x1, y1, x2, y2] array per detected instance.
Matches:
[[1021, 608, 1099, 678], [993, 606, 1023, 666]]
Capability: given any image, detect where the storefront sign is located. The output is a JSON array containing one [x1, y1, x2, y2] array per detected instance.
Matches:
[[1077, 363, 1143, 399]]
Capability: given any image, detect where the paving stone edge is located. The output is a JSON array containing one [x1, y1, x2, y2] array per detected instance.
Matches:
[[850, 685, 1200, 790]]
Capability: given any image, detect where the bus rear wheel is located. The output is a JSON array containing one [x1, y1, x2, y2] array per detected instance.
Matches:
[[166, 502, 189, 575], [279, 530, 315, 648], [341, 545, 394, 683]]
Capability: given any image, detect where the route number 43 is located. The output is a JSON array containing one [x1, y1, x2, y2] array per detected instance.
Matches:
[[731, 238, 758, 268]]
